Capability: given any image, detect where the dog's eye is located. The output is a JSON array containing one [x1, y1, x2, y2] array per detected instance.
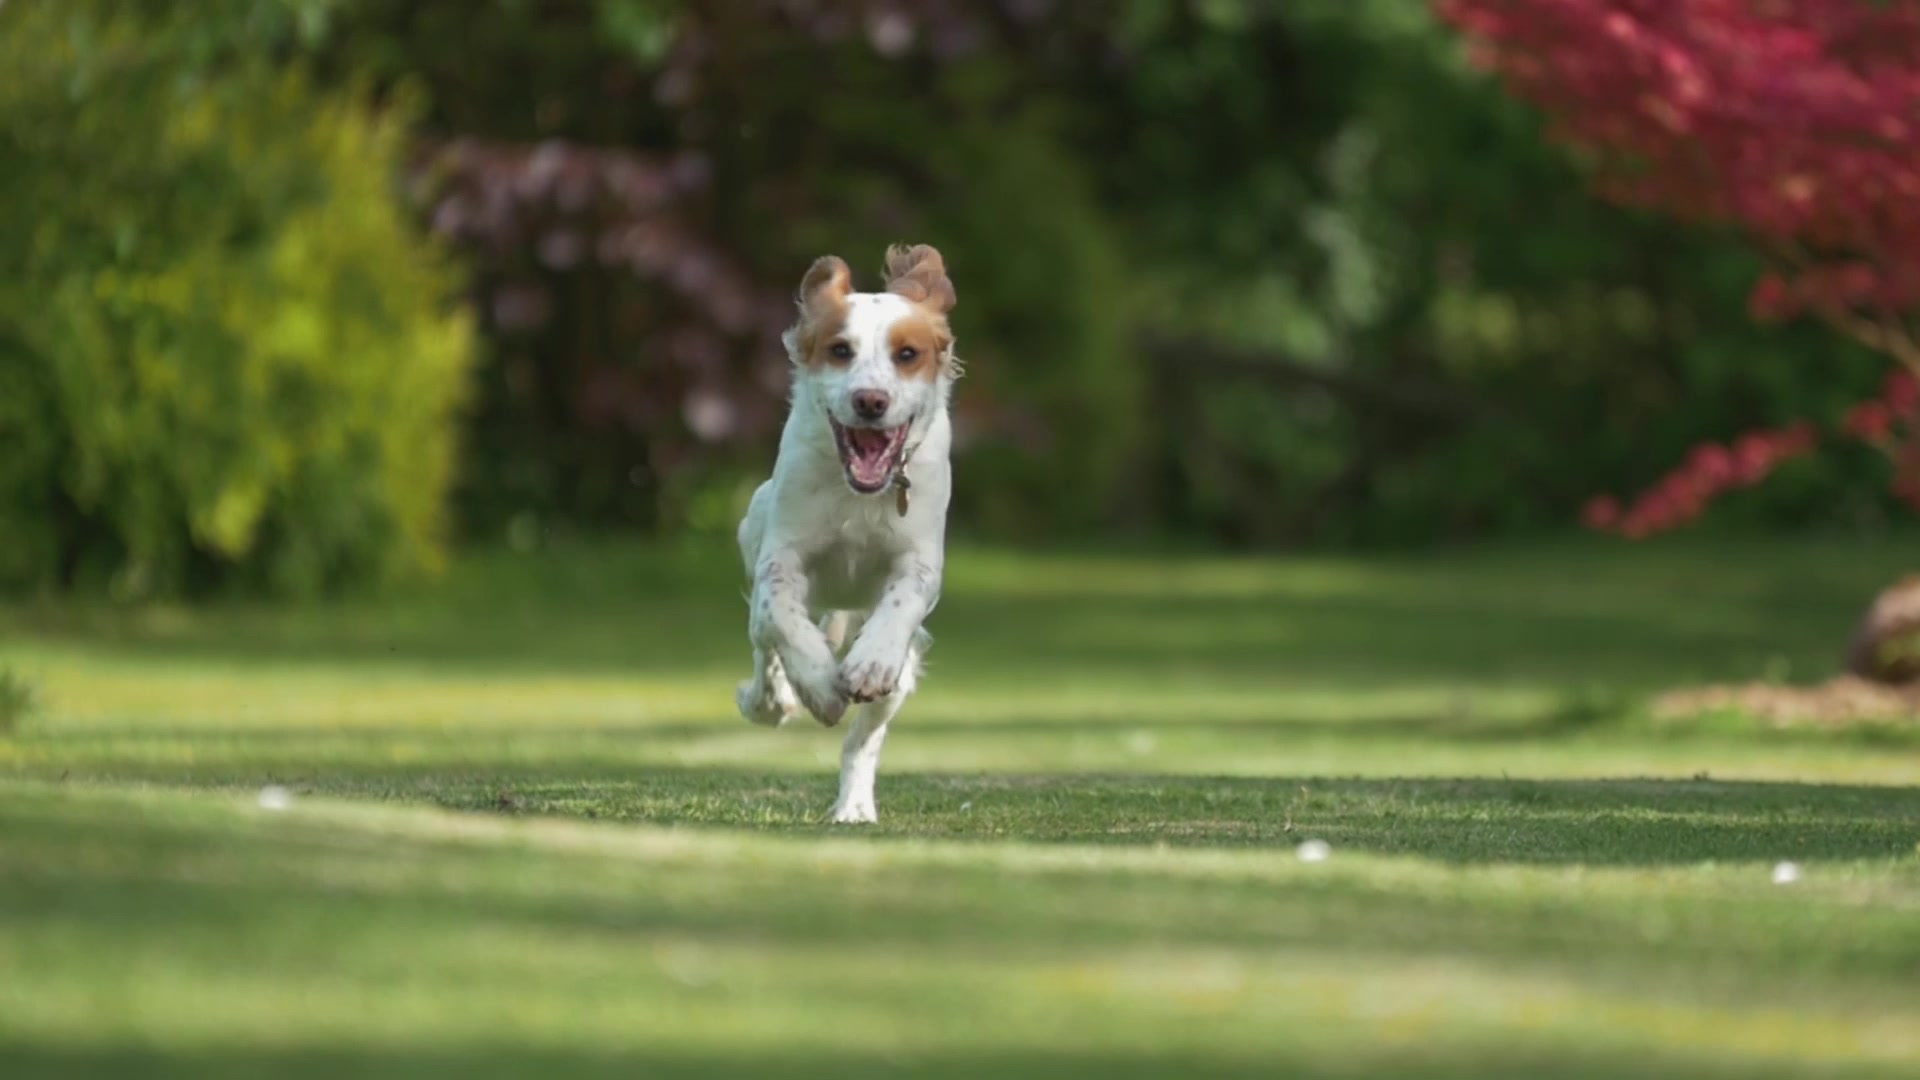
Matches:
[[894, 346, 919, 364], [828, 342, 854, 361]]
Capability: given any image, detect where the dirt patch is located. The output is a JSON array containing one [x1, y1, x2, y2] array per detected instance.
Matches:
[[1654, 675, 1920, 729]]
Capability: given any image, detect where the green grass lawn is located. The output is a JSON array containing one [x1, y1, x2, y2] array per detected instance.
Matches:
[[4, 535, 1920, 1077]]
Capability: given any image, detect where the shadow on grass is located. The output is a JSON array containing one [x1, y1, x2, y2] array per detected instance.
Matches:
[[6, 536, 1905, 691], [7, 692, 1630, 755], [0, 588, 1844, 685], [25, 754, 1919, 865], [0, 1042, 1869, 1080], [7, 778, 1920, 1067], [455, 770, 1920, 867]]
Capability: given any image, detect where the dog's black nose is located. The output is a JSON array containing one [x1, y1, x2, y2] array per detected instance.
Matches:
[[851, 389, 890, 421]]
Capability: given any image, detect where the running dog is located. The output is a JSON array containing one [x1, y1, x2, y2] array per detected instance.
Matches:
[[735, 244, 958, 824]]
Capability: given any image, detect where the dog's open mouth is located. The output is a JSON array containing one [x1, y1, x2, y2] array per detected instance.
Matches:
[[831, 420, 909, 494]]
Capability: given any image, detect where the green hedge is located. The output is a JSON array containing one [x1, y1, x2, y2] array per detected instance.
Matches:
[[0, 2, 474, 597]]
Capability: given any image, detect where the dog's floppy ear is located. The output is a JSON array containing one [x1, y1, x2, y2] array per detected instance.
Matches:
[[783, 255, 852, 363], [883, 244, 956, 315], [797, 255, 852, 319]]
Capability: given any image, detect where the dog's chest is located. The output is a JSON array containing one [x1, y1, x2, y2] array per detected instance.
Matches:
[[798, 499, 905, 611]]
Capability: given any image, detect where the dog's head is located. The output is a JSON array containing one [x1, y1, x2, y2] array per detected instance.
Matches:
[[781, 243, 959, 495]]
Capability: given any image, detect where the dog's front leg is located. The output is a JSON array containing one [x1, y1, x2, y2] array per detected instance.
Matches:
[[751, 551, 847, 726], [839, 553, 941, 703]]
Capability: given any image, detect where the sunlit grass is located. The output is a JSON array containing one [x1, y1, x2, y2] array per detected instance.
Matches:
[[0, 665, 33, 734], [2, 533, 1919, 1077]]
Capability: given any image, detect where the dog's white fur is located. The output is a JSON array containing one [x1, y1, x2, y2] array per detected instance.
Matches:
[[735, 246, 957, 824]]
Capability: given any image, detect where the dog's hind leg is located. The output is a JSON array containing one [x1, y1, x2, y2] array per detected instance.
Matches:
[[817, 610, 866, 655], [827, 629, 927, 824], [737, 646, 801, 727]]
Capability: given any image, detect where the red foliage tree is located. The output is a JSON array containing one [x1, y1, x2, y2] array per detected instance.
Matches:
[[1434, 0, 1920, 536]]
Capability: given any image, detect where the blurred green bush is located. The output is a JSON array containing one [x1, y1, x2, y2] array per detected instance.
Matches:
[[336, 1, 1900, 550], [0, 1, 474, 597], [2, 0, 1900, 587]]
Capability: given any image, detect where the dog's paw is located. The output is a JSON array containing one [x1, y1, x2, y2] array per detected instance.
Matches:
[[827, 797, 878, 824], [836, 658, 900, 704], [735, 678, 796, 727], [776, 644, 847, 726], [837, 639, 906, 704], [837, 645, 902, 707], [786, 664, 848, 727], [806, 691, 848, 727]]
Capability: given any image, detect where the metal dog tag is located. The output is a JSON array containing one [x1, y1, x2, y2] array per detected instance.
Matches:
[[893, 474, 911, 516]]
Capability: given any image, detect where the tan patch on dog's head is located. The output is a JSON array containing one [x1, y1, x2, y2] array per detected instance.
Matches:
[[883, 244, 956, 381], [790, 255, 853, 370], [784, 247, 958, 377], [887, 311, 948, 382]]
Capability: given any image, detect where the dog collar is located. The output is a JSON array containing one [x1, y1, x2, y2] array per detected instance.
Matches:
[[892, 436, 918, 517], [891, 412, 932, 517]]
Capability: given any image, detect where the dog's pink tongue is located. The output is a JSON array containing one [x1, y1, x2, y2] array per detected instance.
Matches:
[[847, 428, 892, 487]]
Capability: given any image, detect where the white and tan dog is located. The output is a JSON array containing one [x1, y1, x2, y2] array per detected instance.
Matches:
[[735, 244, 958, 824]]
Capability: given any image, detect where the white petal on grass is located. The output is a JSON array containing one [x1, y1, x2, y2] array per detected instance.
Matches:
[[1296, 839, 1332, 863], [257, 785, 293, 812]]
